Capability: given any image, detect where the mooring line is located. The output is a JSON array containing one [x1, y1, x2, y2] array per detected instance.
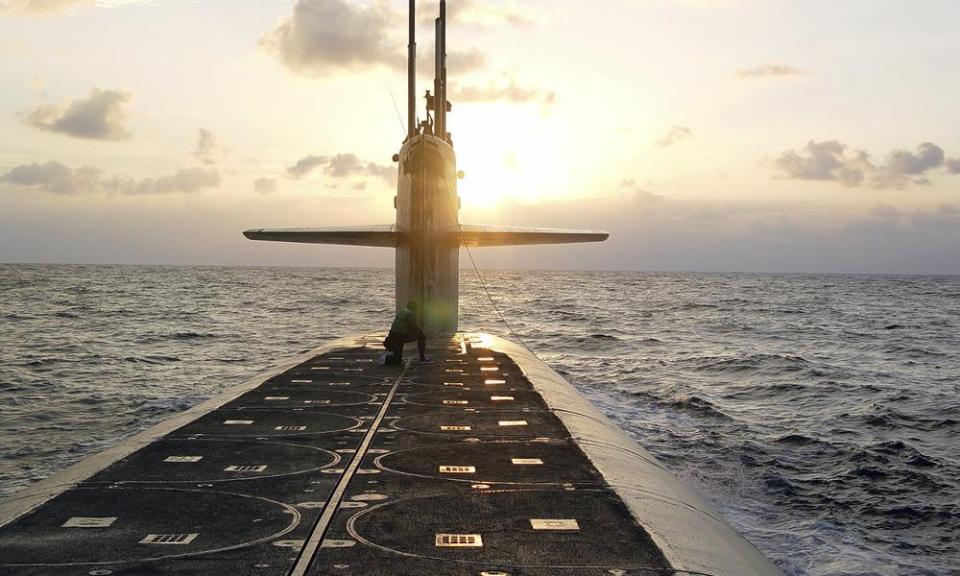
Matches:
[[288, 359, 411, 576]]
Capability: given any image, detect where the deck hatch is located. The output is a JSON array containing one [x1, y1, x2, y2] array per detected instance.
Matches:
[[225, 465, 267, 472], [530, 519, 580, 530], [62, 517, 117, 528], [435, 533, 483, 547], [139, 533, 199, 545], [164, 456, 203, 463], [439, 465, 476, 474]]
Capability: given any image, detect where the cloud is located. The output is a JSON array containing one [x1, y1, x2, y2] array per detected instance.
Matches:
[[260, 0, 403, 76], [655, 125, 692, 148], [0, 161, 95, 194], [874, 142, 944, 189], [254, 177, 276, 194], [735, 64, 805, 80], [418, 0, 535, 27], [1, 161, 220, 195], [286, 153, 395, 181], [945, 157, 960, 174], [25, 87, 132, 140], [131, 167, 220, 195], [193, 128, 227, 165], [452, 78, 555, 105], [772, 140, 870, 186], [772, 140, 954, 189]]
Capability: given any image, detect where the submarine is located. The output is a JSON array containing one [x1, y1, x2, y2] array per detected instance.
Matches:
[[0, 3, 784, 575]]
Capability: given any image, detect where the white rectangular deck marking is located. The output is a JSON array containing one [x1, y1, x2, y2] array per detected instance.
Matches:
[[443, 382, 464, 387], [164, 456, 203, 463], [435, 534, 483, 547], [445, 369, 464, 373], [62, 517, 117, 528], [478, 357, 495, 362], [139, 533, 199, 545], [292, 379, 313, 383], [530, 519, 579, 530], [440, 425, 471, 431], [303, 400, 331, 405], [225, 465, 267, 472], [443, 400, 469, 405], [439, 465, 476, 474], [491, 396, 514, 402], [484, 379, 506, 385], [480, 367, 499, 372], [499, 420, 528, 427], [512, 458, 544, 465], [311, 367, 330, 370], [275, 425, 307, 431], [223, 420, 253, 425], [264, 396, 289, 401]]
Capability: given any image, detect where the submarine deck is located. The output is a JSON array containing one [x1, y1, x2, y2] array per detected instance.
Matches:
[[0, 334, 674, 576]]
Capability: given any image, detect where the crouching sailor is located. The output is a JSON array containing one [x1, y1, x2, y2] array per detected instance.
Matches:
[[384, 300, 432, 364]]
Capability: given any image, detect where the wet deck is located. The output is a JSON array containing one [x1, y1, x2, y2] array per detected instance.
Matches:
[[0, 334, 671, 576]]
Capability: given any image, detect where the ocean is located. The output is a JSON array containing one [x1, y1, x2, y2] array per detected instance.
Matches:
[[0, 264, 957, 576]]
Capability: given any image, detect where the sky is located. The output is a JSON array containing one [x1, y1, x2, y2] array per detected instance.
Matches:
[[1, 0, 958, 273]]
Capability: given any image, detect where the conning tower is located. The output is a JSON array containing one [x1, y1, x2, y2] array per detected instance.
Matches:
[[244, 0, 608, 334]]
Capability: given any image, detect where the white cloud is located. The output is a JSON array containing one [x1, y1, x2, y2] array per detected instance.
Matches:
[[451, 77, 555, 105], [1, 161, 220, 195], [25, 88, 132, 140], [286, 153, 395, 182], [655, 125, 692, 148], [254, 177, 277, 194], [772, 140, 954, 189], [735, 64, 805, 80], [261, 0, 403, 76], [193, 128, 227, 165]]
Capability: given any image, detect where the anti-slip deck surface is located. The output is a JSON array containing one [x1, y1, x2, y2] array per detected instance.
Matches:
[[0, 335, 670, 576]]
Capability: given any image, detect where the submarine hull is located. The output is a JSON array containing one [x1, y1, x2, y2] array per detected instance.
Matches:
[[0, 333, 783, 576]]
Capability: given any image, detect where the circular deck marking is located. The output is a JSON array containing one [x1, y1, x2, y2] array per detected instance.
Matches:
[[401, 390, 541, 408], [233, 389, 377, 408], [0, 487, 300, 567], [175, 410, 362, 438], [374, 442, 599, 485], [346, 491, 664, 570], [392, 411, 560, 438], [86, 439, 340, 484]]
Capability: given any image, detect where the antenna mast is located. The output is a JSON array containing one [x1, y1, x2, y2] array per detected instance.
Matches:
[[407, 0, 416, 140], [433, 0, 447, 140]]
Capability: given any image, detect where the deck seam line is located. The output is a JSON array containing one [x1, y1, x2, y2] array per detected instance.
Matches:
[[288, 358, 411, 576]]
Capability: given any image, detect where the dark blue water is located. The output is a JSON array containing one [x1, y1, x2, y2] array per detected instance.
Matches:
[[1, 265, 957, 575]]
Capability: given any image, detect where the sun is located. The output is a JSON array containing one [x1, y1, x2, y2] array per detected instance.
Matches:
[[452, 104, 572, 211]]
